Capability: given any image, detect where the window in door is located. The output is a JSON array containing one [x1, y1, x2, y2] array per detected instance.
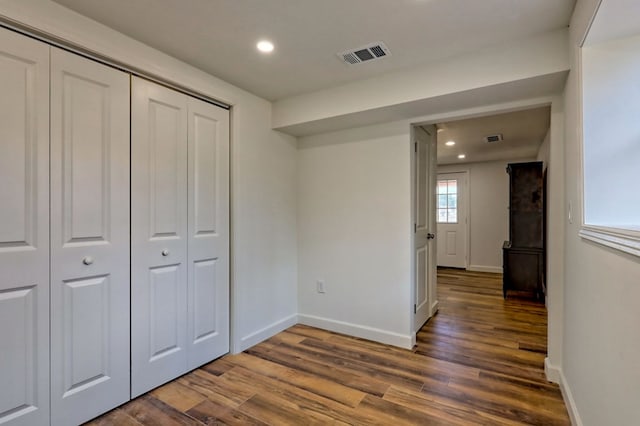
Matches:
[[437, 179, 458, 223]]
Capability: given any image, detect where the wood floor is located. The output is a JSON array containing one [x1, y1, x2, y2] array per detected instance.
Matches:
[[87, 269, 570, 425]]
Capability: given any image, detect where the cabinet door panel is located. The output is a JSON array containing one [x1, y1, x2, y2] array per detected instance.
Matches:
[[187, 98, 229, 369], [50, 47, 130, 426], [131, 77, 188, 397], [0, 27, 49, 426]]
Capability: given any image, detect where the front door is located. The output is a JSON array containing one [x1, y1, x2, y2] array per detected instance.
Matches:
[[436, 172, 468, 268]]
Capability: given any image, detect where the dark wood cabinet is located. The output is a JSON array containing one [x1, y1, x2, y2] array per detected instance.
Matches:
[[503, 161, 545, 299]]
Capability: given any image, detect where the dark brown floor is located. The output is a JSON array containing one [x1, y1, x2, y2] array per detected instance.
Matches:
[[87, 268, 570, 425]]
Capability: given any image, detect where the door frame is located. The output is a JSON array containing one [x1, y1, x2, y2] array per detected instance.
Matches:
[[408, 98, 559, 346], [436, 170, 470, 269]]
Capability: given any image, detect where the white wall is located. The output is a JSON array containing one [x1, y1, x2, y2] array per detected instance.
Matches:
[[537, 128, 551, 167], [545, 96, 566, 382], [438, 158, 536, 272], [297, 121, 414, 348], [0, 0, 299, 353], [582, 34, 640, 227], [558, 1, 640, 424]]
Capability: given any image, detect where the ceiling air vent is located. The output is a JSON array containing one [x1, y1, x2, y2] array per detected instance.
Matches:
[[337, 42, 391, 65], [484, 134, 504, 143]]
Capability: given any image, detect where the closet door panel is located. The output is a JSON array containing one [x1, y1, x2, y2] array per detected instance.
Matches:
[[131, 77, 188, 397], [50, 47, 130, 426], [0, 28, 49, 426], [187, 98, 229, 369]]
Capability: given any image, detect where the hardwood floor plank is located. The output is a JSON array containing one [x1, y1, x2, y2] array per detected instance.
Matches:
[[87, 268, 570, 425], [237, 393, 349, 426], [266, 330, 308, 345], [198, 357, 236, 377], [285, 324, 336, 341], [224, 352, 366, 407], [186, 399, 267, 426], [177, 368, 255, 408], [119, 395, 201, 425], [150, 380, 207, 412], [84, 408, 145, 426], [382, 386, 514, 426], [220, 366, 384, 425], [245, 341, 391, 397], [280, 338, 428, 392], [356, 394, 451, 426], [325, 333, 482, 380]]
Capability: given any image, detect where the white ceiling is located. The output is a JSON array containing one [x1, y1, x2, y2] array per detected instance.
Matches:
[[436, 106, 550, 165], [584, 0, 640, 45], [52, 0, 576, 101]]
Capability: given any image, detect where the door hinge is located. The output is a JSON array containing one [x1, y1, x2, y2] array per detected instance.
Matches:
[[414, 304, 417, 314], [414, 223, 416, 233], [414, 142, 417, 152]]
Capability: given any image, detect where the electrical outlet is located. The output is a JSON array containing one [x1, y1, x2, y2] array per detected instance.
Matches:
[[316, 280, 325, 294]]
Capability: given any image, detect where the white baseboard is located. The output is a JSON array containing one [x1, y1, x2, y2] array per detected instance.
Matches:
[[559, 369, 583, 426], [468, 265, 503, 274], [298, 314, 414, 349], [544, 357, 561, 384], [236, 314, 298, 353], [430, 300, 439, 317], [544, 358, 582, 426]]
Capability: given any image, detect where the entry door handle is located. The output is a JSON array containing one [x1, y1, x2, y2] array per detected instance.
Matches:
[[427, 233, 435, 240]]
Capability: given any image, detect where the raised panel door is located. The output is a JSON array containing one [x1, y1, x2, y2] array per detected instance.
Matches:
[[186, 97, 229, 369], [0, 28, 49, 426], [131, 77, 188, 397], [50, 47, 130, 425], [413, 126, 432, 332]]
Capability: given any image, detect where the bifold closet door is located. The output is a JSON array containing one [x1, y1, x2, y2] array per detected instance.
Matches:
[[131, 78, 230, 397], [186, 97, 230, 369], [131, 77, 189, 397], [50, 48, 131, 425], [0, 27, 50, 426]]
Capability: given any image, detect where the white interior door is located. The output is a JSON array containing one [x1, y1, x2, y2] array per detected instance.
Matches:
[[131, 77, 189, 397], [186, 97, 230, 369], [0, 27, 50, 426], [427, 127, 438, 318], [413, 125, 437, 332], [50, 47, 131, 425], [436, 172, 468, 268]]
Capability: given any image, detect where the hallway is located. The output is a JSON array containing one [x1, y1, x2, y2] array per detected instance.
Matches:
[[89, 269, 570, 425]]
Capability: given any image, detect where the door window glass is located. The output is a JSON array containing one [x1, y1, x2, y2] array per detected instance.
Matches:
[[437, 179, 457, 223]]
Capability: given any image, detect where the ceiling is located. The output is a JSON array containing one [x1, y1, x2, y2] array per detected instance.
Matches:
[[52, 0, 576, 101], [436, 106, 550, 165], [584, 0, 640, 45]]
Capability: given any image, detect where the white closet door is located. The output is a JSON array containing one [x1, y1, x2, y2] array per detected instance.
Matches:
[[131, 77, 189, 397], [0, 27, 49, 426], [186, 97, 229, 369], [49, 47, 130, 425]]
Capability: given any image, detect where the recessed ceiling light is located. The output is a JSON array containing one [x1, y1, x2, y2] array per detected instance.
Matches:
[[445, 141, 456, 146], [257, 40, 274, 53], [458, 154, 466, 159]]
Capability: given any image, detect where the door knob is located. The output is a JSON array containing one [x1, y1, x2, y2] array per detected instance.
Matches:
[[427, 233, 435, 240], [161, 249, 170, 256], [82, 256, 94, 265]]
